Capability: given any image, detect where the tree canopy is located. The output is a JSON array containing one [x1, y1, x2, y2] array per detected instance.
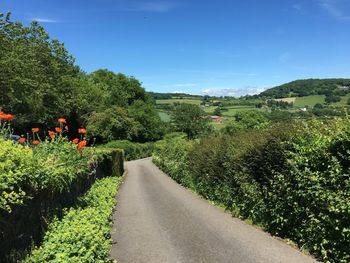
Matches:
[[0, 13, 163, 142], [171, 104, 212, 139]]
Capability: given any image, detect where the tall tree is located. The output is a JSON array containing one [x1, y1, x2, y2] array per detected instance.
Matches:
[[171, 104, 212, 139]]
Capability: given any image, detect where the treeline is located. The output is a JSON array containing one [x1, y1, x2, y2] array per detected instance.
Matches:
[[0, 13, 163, 143], [259, 78, 350, 98], [153, 118, 350, 262], [148, 92, 202, 100]]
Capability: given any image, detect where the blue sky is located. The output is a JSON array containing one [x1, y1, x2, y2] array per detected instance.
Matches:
[[1, 0, 350, 96]]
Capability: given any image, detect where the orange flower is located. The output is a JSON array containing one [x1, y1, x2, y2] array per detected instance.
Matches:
[[72, 138, 79, 144], [78, 128, 86, 134], [0, 114, 15, 121], [77, 140, 87, 151], [58, 118, 66, 124], [19, 138, 26, 143], [32, 128, 39, 133], [65, 125, 69, 131], [55, 127, 61, 133], [48, 130, 55, 139], [32, 140, 40, 145]]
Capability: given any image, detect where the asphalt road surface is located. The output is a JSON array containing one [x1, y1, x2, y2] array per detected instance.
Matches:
[[110, 158, 317, 263]]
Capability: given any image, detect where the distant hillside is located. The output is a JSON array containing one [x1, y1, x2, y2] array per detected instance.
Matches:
[[259, 78, 350, 98], [148, 92, 203, 100]]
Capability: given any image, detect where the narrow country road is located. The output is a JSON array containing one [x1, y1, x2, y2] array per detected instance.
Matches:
[[110, 158, 317, 263]]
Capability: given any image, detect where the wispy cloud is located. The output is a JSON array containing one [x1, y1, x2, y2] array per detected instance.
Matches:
[[318, 0, 350, 20], [201, 87, 266, 97], [123, 1, 178, 13], [31, 17, 60, 23]]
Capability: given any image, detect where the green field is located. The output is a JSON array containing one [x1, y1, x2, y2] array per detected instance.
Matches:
[[221, 106, 257, 117], [156, 98, 202, 105], [158, 111, 171, 122], [334, 93, 350, 106], [293, 95, 325, 108]]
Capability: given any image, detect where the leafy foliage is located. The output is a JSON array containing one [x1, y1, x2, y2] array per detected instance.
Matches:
[[0, 14, 163, 143], [24, 176, 122, 263], [0, 136, 124, 261], [222, 110, 270, 134], [171, 104, 212, 139], [153, 119, 350, 262], [260, 78, 350, 99], [102, 140, 154, 160]]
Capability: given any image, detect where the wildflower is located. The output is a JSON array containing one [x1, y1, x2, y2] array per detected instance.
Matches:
[[72, 138, 79, 144], [77, 140, 87, 151], [78, 128, 86, 134], [58, 118, 66, 124], [32, 128, 39, 133], [19, 138, 26, 143], [0, 114, 15, 121], [48, 130, 55, 139], [55, 127, 61, 133], [32, 140, 40, 145]]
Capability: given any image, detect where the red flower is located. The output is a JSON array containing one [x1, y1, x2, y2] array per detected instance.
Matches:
[[32, 140, 40, 145], [77, 140, 87, 151], [55, 127, 61, 133], [72, 138, 79, 144], [58, 118, 66, 124], [19, 138, 26, 143], [0, 114, 15, 121], [78, 128, 86, 134], [48, 131, 55, 139], [32, 128, 40, 133]]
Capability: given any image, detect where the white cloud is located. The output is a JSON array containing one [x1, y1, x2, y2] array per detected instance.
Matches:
[[124, 1, 178, 13], [201, 87, 266, 97], [318, 0, 350, 20], [32, 18, 60, 23]]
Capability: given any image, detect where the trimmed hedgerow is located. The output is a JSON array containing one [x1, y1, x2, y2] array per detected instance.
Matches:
[[153, 119, 350, 262], [101, 140, 154, 161], [24, 176, 122, 263], [0, 137, 124, 262]]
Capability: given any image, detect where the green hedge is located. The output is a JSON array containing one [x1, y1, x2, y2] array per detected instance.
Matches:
[[153, 120, 350, 262], [101, 140, 153, 160], [0, 139, 123, 262], [24, 176, 122, 263]]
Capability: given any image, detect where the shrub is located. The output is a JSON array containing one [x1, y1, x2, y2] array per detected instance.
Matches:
[[102, 140, 153, 160], [24, 176, 122, 263], [153, 119, 350, 262], [0, 138, 124, 262]]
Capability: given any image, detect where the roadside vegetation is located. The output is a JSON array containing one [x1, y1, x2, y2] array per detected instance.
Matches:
[[153, 118, 350, 262], [2, 11, 350, 263]]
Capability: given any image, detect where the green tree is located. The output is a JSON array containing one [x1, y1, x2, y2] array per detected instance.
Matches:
[[128, 100, 164, 142], [223, 110, 269, 135], [171, 104, 212, 139], [0, 13, 81, 130], [89, 69, 149, 108], [213, 107, 222, 116], [87, 107, 140, 142]]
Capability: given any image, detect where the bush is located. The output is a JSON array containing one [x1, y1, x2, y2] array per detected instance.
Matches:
[[24, 176, 122, 263], [102, 140, 153, 161], [0, 138, 124, 262], [153, 119, 350, 262]]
